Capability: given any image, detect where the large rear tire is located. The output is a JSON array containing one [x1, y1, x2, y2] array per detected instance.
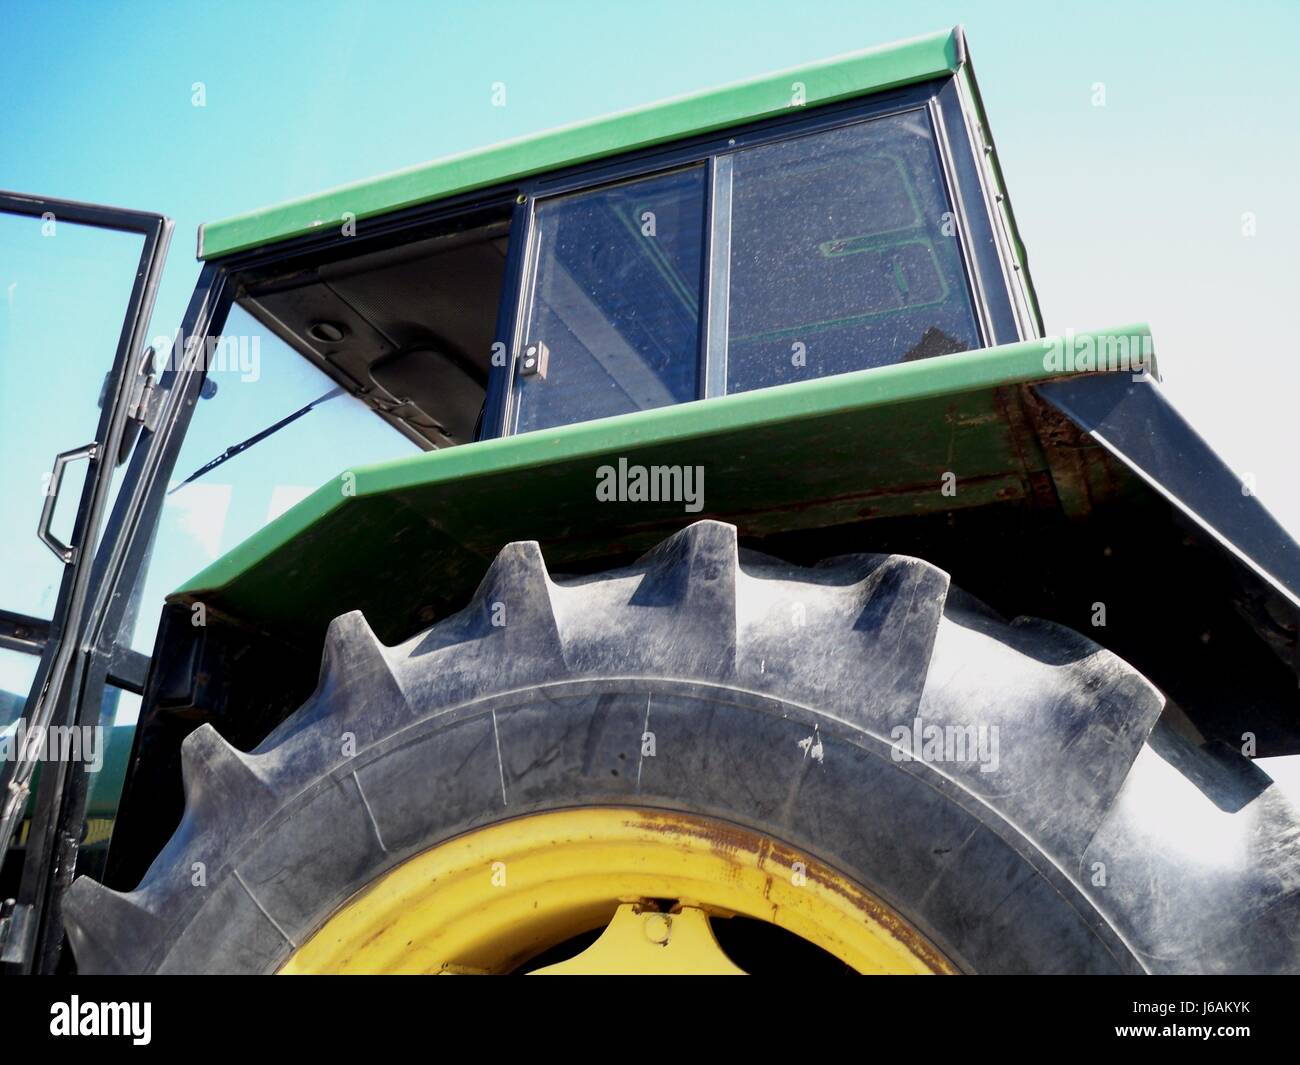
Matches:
[[66, 521, 1300, 973]]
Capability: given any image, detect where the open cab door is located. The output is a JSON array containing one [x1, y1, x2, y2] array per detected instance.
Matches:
[[0, 192, 171, 971]]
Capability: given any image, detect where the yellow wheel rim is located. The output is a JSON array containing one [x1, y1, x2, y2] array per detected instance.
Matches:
[[281, 807, 954, 975]]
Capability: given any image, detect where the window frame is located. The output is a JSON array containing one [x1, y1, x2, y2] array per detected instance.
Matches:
[[0, 192, 172, 973], [507, 161, 713, 436]]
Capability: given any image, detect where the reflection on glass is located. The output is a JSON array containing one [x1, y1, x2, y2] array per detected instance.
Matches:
[[513, 167, 706, 434], [725, 110, 981, 394]]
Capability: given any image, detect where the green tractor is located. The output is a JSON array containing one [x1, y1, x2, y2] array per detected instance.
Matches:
[[3, 26, 1299, 975]]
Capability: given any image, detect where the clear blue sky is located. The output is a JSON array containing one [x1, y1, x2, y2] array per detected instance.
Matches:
[[3, 0, 1299, 605]]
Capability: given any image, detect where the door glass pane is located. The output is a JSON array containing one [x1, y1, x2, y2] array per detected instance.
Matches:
[[513, 167, 706, 434], [725, 110, 981, 394], [0, 212, 145, 618], [125, 303, 422, 653]]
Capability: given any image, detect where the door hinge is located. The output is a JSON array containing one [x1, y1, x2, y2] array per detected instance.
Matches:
[[125, 346, 162, 431], [113, 346, 163, 466]]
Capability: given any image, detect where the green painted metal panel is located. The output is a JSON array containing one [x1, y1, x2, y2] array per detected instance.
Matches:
[[171, 327, 1151, 644], [198, 28, 962, 259]]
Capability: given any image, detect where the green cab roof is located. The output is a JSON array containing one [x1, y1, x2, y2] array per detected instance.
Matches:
[[197, 27, 965, 259]]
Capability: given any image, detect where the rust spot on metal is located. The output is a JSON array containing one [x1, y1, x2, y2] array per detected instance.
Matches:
[[622, 810, 955, 974]]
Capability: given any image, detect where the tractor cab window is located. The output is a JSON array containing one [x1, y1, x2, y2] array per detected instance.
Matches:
[[508, 104, 985, 433], [722, 111, 981, 393], [512, 167, 707, 434]]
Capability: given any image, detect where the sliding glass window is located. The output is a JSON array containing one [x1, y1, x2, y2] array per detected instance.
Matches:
[[509, 95, 988, 434], [512, 166, 707, 435]]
